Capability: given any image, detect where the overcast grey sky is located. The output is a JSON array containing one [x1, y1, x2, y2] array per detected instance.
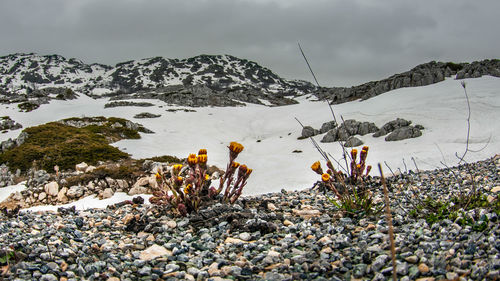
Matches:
[[0, 0, 498, 87]]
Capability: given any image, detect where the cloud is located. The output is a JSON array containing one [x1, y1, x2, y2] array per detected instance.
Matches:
[[0, 0, 498, 86]]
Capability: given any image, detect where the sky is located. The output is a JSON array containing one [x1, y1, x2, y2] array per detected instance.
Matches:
[[0, 0, 499, 87]]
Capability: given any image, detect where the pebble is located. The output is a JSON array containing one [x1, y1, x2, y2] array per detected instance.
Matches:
[[0, 156, 498, 280]]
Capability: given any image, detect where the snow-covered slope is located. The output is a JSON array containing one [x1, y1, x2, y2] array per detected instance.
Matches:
[[1, 76, 499, 197]]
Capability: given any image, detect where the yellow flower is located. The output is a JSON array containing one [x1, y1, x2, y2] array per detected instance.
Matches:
[[362, 146, 369, 152], [155, 172, 161, 180], [197, 154, 208, 164], [172, 164, 183, 174], [229, 142, 244, 154], [198, 149, 207, 155], [246, 168, 253, 176], [188, 154, 198, 165], [231, 161, 240, 169], [205, 174, 210, 181], [311, 161, 323, 174], [184, 184, 192, 194], [322, 173, 330, 182]]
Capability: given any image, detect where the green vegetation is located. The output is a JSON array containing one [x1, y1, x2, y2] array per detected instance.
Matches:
[[411, 194, 498, 231], [0, 117, 146, 172], [65, 160, 143, 187], [17, 102, 39, 112]]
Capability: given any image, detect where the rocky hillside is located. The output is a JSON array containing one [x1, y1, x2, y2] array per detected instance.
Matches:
[[316, 59, 500, 103], [0, 53, 498, 107], [0, 53, 314, 106]]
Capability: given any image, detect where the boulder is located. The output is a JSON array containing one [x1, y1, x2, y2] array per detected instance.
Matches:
[[385, 126, 422, 141], [374, 118, 412, 137], [358, 122, 379, 135], [44, 181, 59, 197], [321, 129, 338, 143], [301, 126, 319, 138], [344, 136, 364, 147], [320, 121, 337, 133]]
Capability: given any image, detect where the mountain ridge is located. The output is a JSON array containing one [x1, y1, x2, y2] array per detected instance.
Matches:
[[0, 52, 498, 107]]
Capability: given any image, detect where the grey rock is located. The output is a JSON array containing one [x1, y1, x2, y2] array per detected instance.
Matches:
[[301, 126, 319, 138], [344, 136, 363, 147], [385, 126, 422, 141], [320, 120, 337, 133]]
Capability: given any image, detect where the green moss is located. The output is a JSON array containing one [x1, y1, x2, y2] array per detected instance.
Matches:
[[0, 117, 144, 172], [144, 155, 184, 164]]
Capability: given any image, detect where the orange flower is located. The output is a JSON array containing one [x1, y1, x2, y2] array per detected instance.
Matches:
[[205, 174, 210, 181], [362, 146, 369, 152], [231, 161, 240, 169], [188, 154, 198, 165], [229, 142, 244, 154], [246, 168, 253, 176], [197, 154, 208, 164], [198, 149, 207, 155], [155, 172, 162, 180], [311, 161, 323, 174], [351, 149, 358, 160], [322, 173, 330, 182], [175, 176, 184, 186]]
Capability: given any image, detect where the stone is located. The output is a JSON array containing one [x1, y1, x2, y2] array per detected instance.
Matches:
[[102, 188, 114, 199], [128, 186, 147, 195], [67, 185, 84, 198], [44, 181, 59, 197], [224, 237, 248, 244], [166, 220, 177, 229], [491, 186, 500, 193], [374, 118, 412, 137], [371, 254, 388, 272], [38, 192, 47, 201], [57, 187, 68, 203], [283, 219, 294, 226], [239, 232, 251, 241], [75, 162, 88, 172], [418, 263, 430, 274], [139, 244, 172, 261], [85, 165, 96, 173], [134, 177, 150, 187], [292, 208, 321, 219]]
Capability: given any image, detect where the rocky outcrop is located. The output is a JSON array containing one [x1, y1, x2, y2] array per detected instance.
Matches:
[[0, 116, 22, 132], [104, 101, 155, 108], [0, 131, 28, 152], [320, 120, 378, 143], [373, 118, 412, 137], [134, 112, 161, 119], [316, 59, 500, 104]]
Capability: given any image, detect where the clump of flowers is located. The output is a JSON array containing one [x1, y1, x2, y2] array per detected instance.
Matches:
[[311, 146, 380, 216], [150, 142, 252, 216]]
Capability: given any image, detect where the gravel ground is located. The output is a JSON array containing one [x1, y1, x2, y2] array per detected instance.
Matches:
[[0, 155, 499, 281]]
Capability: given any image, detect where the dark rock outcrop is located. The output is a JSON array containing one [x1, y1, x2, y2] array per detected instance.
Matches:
[[316, 59, 500, 104]]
